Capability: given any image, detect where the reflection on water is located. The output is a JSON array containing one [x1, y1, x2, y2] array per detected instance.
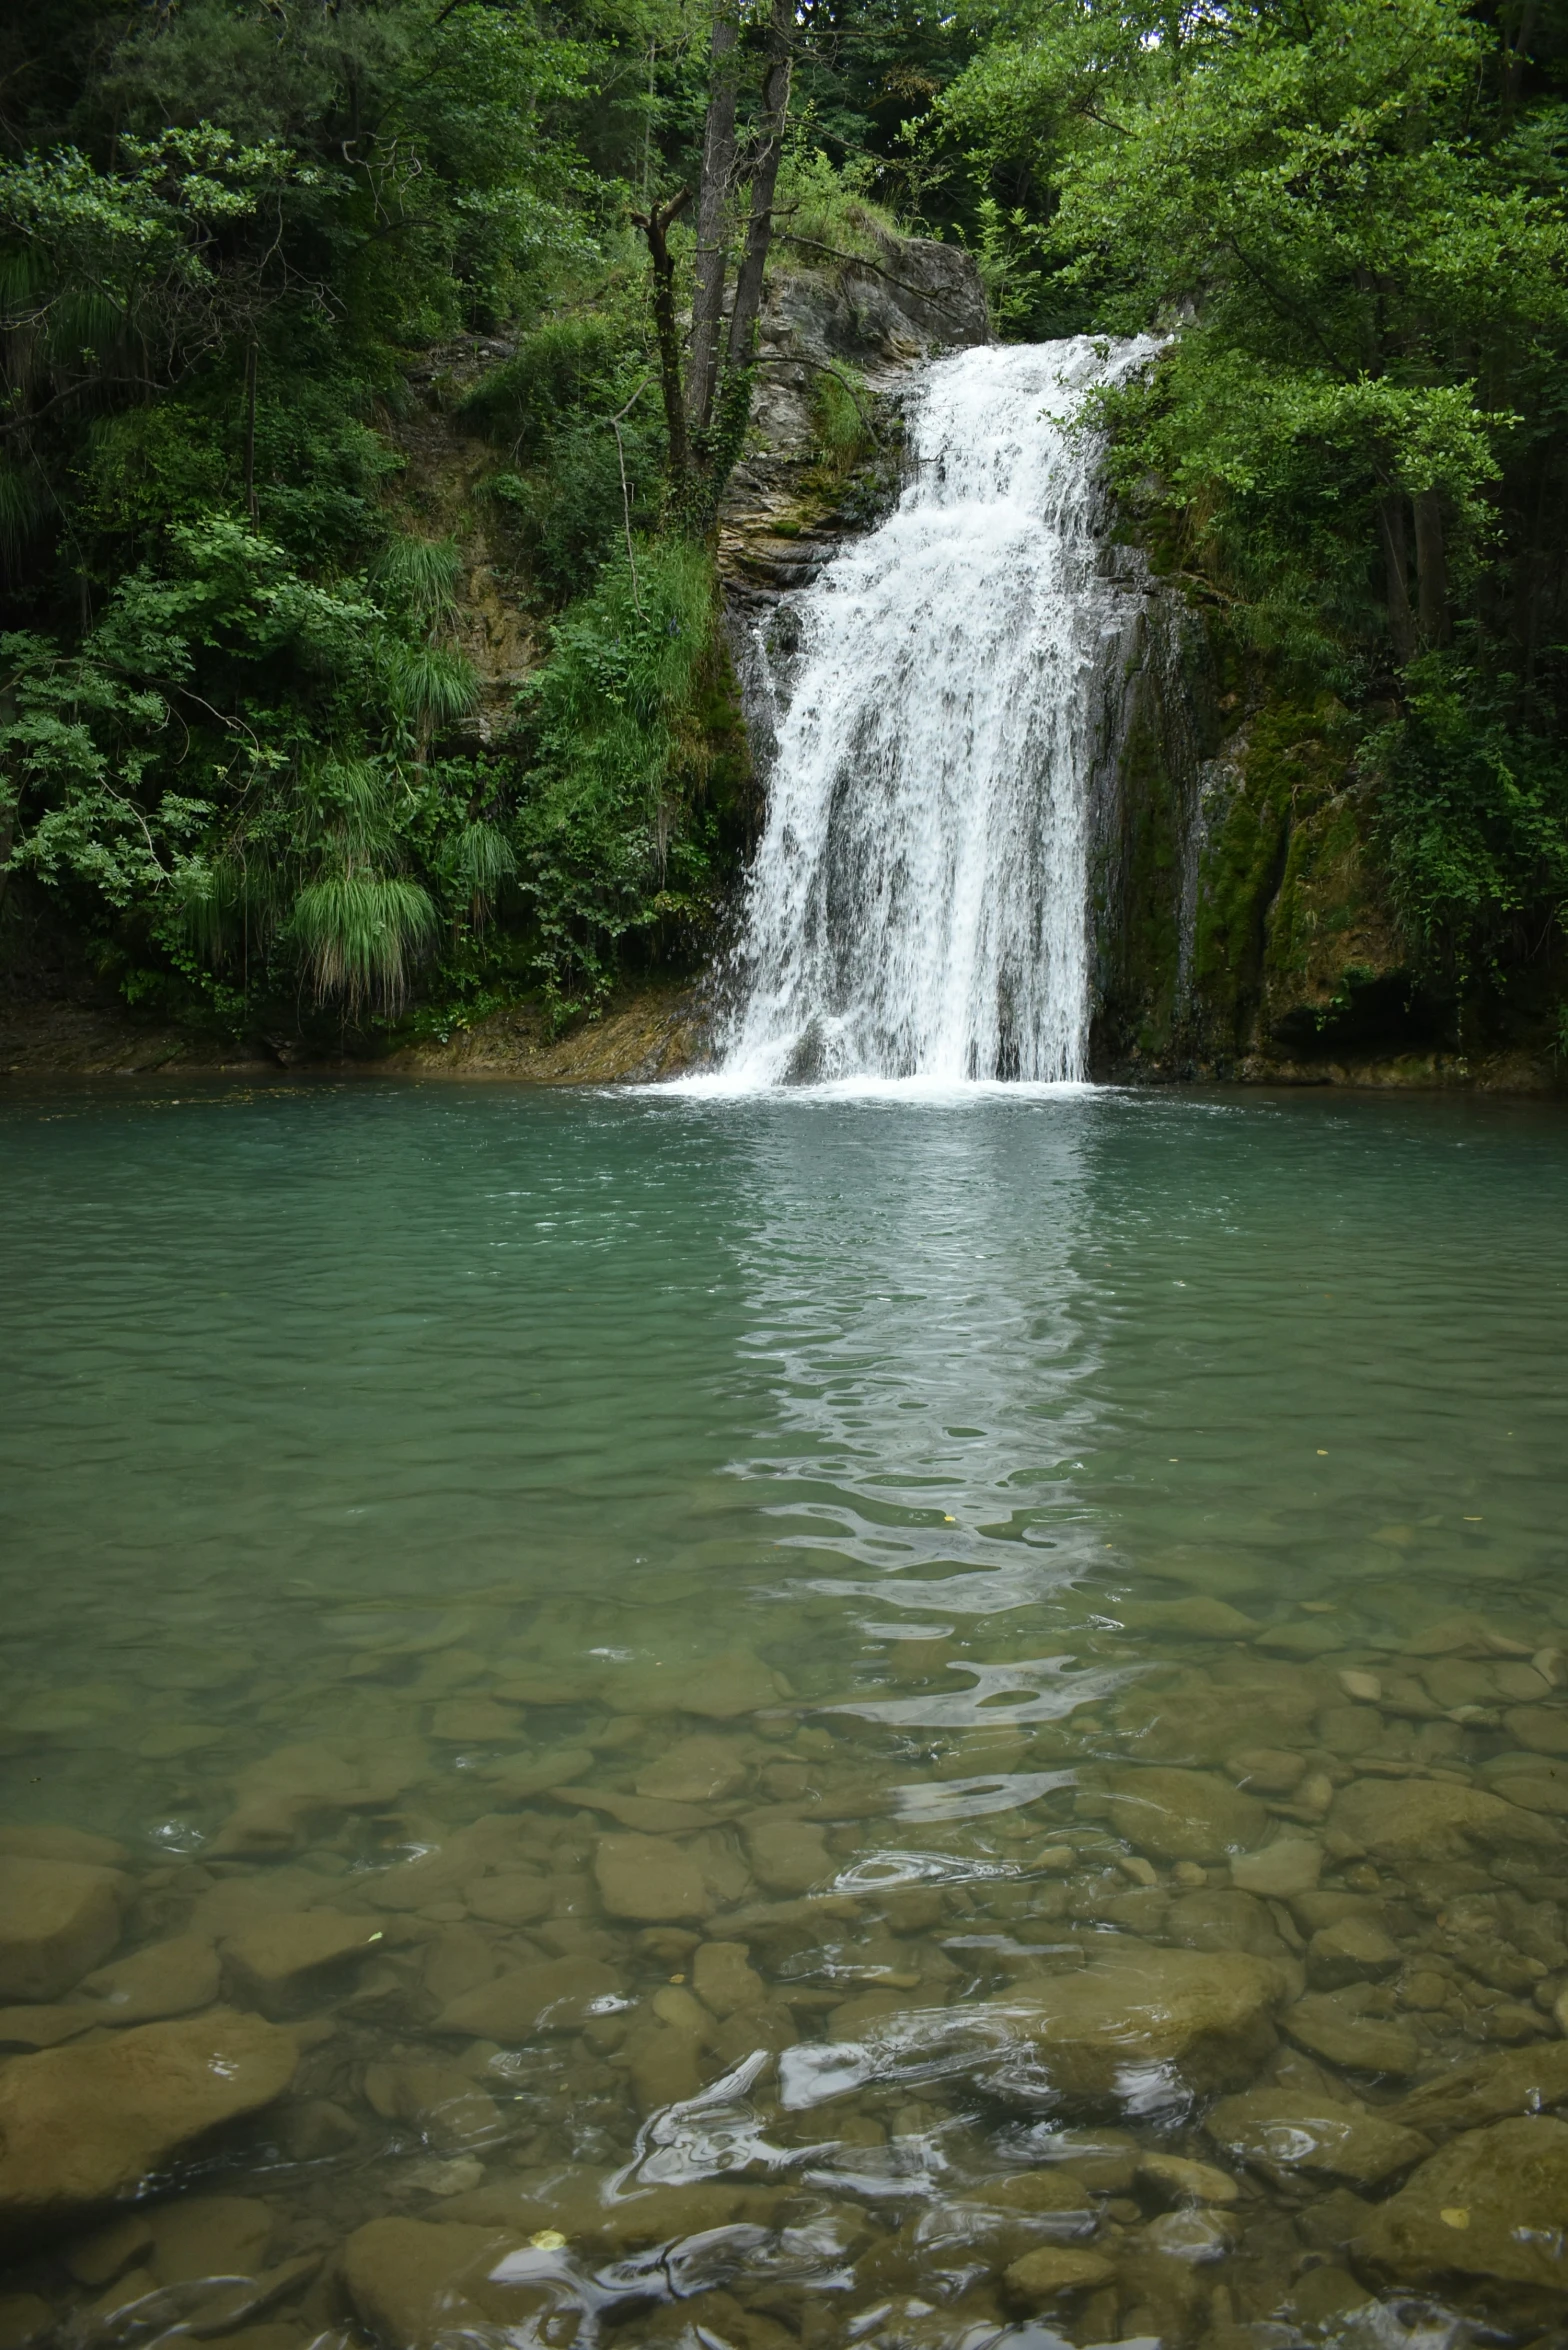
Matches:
[[0, 1081, 1566, 2350]]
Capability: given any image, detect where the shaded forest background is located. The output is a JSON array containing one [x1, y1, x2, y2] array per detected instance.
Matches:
[[2, 0, 1566, 1053]]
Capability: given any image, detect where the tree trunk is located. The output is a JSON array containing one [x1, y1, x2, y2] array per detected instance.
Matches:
[[243, 339, 259, 525], [631, 189, 693, 478], [1413, 489, 1449, 647], [1377, 495, 1417, 665], [725, 0, 793, 369], [686, 11, 739, 435]]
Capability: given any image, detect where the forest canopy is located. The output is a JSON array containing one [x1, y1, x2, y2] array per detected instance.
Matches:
[[1, 0, 1566, 1042]]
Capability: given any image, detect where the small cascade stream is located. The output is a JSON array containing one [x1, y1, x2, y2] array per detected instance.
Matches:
[[719, 336, 1157, 1086]]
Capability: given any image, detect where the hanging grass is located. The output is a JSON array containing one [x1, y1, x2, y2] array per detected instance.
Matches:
[[288, 871, 438, 1012]]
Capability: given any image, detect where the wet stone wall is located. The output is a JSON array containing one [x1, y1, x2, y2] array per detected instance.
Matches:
[[4, 1581, 1568, 2350]]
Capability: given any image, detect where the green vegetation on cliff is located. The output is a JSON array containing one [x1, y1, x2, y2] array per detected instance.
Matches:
[[941, 0, 1568, 1051]]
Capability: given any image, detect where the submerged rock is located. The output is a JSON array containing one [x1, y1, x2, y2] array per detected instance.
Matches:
[[595, 1832, 709, 1920], [1206, 2087, 1431, 2186], [222, 1909, 385, 2015], [1355, 2116, 1568, 2286], [0, 2007, 297, 2236], [1230, 1840, 1322, 1897], [998, 1946, 1291, 2098], [1283, 1989, 1420, 2075], [73, 1934, 220, 2025], [0, 1856, 122, 2001], [341, 2217, 525, 2346], [637, 1736, 752, 1802], [1003, 2245, 1115, 2307], [1329, 1776, 1561, 1863], [1391, 2038, 1568, 2138], [1088, 1768, 1265, 1862], [432, 1955, 621, 2038], [1306, 1916, 1401, 1988]]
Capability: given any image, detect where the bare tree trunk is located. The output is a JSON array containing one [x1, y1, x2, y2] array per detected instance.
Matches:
[[244, 338, 259, 525], [725, 0, 793, 369], [1377, 495, 1417, 665], [631, 189, 693, 478], [686, 10, 739, 434], [1413, 489, 1450, 647]]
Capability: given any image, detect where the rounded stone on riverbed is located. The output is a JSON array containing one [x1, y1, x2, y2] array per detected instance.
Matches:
[[1307, 1916, 1401, 1988], [1283, 1989, 1420, 2075], [1206, 2087, 1432, 2187], [1090, 1769, 1265, 1864], [1137, 2153, 1239, 2206], [1003, 2245, 1115, 2308], [1231, 1838, 1322, 1897], [1329, 1775, 1561, 1863], [998, 1946, 1291, 2098], [0, 1856, 123, 2002]]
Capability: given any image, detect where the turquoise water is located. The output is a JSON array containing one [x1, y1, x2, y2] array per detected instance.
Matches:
[[2, 1080, 1568, 2349]]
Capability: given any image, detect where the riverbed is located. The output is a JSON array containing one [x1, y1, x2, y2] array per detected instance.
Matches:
[[2, 1080, 1566, 2350]]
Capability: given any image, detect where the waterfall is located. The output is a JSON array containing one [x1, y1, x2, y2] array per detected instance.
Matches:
[[717, 336, 1157, 1087]]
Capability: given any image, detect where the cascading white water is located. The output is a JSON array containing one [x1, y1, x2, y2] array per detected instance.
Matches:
[[718, 336, 1156, 1086]]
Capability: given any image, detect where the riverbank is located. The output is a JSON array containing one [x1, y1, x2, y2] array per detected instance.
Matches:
[[2, 982, 1560, 1091]]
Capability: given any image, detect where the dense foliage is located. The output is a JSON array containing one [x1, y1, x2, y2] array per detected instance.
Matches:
[[937, 0, 1568, 1018], [2, 0, 1567, 1042]]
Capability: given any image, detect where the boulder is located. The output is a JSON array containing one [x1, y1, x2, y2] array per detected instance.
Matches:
[[1003, 2246, 1115, 2307], [637, 1737, 751, 1802], [1355, 2116, 1568, 2286], [362, 2062, 506, 2152], [341, 2217, 527, 2346], [145, 2196, 273, 2282], [1391, 2039, 1568, 2139], [743, 1815, 830, 1895], [0, 1857, 122, 2001], [0, 2008, 297, 2236], [1283, 1990, 1420, 2076], [1307, 1917, 1401, 1989], [0, 1828, 127, 1868], [1088, 1769, 1265, 1863], [1504, 1705, 1568, 1757], [595, 1834, 708, 1921], [432, 1956, 621, 2039], [0, 2006, 93, 2048], [1142, 2208, 1236, 2261], [1231, 1840, 1322, 1898], [211, 1737, 427, 1857], [73, 1935, 220, 2025], [605, 1651, 785, 1721], [1165, 1889, 1289, 1960], [1329, 1776, 1561, 1864], [461, 1873, 551, 1927], [1206, 2088, 1431, 2187], [692, 1940, 766, 2017], [222, 1910, 385, 2015], [998, 1946, 1290, 2098], [1137, 2154, 1239, 2206]]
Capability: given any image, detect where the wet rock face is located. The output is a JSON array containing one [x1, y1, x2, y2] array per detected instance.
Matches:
[[717, 238, 989, 752]]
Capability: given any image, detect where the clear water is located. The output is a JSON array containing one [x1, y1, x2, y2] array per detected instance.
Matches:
[[3, 1079, 1568, 2350], [721, 341, 1157, 1085]]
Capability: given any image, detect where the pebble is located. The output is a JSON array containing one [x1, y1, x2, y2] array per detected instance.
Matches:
[[1003, 2246, 1116, 2307]]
